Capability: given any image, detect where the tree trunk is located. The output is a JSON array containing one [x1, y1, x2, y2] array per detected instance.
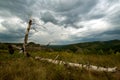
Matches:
[[23, 19, 32, 56]]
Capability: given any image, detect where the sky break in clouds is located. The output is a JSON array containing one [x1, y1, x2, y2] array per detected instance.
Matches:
[[0, 0, 120, 45]]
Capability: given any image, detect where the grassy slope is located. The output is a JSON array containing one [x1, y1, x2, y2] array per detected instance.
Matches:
[[0, 50, 120, 80]]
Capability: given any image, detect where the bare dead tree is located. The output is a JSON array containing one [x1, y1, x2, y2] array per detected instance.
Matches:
[[23, 19, 32, 56], [8, 17, 47, 56]]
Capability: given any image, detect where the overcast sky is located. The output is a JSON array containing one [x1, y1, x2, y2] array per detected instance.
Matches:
[[0, 0, 120, 45]]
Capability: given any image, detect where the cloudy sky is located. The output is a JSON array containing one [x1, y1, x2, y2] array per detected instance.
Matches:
[[0, 0, 120, 45]]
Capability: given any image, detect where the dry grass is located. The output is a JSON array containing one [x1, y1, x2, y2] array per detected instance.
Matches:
[[32, 51, 120, 67], [0, 50, 120, 80]]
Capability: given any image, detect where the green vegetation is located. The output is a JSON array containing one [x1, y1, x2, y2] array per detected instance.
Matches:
[[0, 40, 120, 80], [51, 39, 120, 54]]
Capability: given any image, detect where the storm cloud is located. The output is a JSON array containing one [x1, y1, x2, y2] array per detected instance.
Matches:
[[0, 0, 120, 45]]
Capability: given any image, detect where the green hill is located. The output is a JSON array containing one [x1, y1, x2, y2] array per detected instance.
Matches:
[[0, 39, 120, 54], [50, 39, 120, 54]]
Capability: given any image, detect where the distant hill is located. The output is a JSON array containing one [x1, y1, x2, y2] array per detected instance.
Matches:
[[0, 39, 120, 54], [50, 39, 120, 54]]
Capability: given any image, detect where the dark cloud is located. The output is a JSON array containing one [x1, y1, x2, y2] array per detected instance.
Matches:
[[0, 32, 24, 43], [70, 34, 120, 44], [34, 0, 98, 28], [0, 21, 25, 42], [53, 0, 97, 13], [72, 30, 120, 43], [1, 20, 24, 33], [0, 0, 36, 22], [87, 14, 105, 20], [40, 11, 58, 24], [108, 12, 120, 25], [56, 0, 98, 27], [102, 30, 120, 35], [0, 0, 100, 28], [0, 0, 120, 44]]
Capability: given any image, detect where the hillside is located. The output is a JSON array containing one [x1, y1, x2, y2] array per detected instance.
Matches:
[[0, 39, 120, 54], [50, 39, 120, 54]]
